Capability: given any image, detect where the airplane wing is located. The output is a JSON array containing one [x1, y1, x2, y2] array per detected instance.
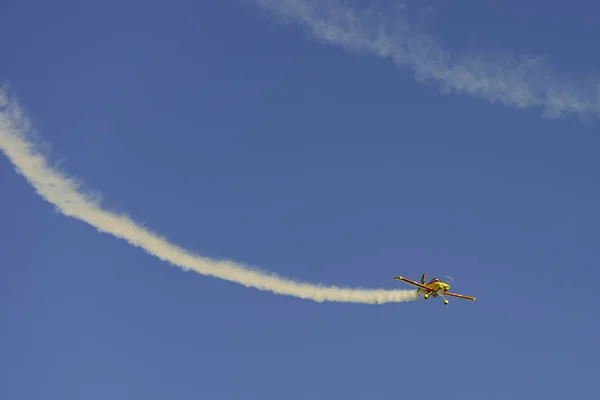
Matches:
[[444, 291, 476, 301], [394, 276, 432, 292]]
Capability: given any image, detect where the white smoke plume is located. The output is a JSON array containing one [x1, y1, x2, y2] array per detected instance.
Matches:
[[0, 88, 418, 304], [250, 0, 600, 120]]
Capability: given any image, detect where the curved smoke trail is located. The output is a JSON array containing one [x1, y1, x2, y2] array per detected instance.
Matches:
[[251, 0, 600, 120], [0, 88, 417, 304]]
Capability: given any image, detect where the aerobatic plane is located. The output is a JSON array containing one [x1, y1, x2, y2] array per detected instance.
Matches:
[[394, 273, 476, 305]]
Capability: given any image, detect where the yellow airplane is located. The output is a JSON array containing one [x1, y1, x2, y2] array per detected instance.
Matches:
[[394, 273, 476, 305]]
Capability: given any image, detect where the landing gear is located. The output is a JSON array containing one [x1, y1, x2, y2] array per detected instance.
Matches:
[[424, 290, 449, 304], [441, 293, 449, 305]]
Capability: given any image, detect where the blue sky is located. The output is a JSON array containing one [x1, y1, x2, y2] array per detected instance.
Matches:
[[1, 0, 599, 398]]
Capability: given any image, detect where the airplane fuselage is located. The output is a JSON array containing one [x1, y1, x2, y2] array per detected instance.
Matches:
[[419, 281, 450, 299]]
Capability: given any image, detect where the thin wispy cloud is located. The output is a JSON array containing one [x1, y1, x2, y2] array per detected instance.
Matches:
[[0, 87, 418, 305], [251, 0, 600, 120]]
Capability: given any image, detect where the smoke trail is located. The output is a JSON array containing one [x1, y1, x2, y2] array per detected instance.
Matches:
[[250, 0, 600, 120], [0, 88, 417, 304]]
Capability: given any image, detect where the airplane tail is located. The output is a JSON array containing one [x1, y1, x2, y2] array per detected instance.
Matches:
[[420, 273, 426, 284]]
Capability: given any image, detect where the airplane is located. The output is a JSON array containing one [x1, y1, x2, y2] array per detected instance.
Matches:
[[394, 273, 476, 305]]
